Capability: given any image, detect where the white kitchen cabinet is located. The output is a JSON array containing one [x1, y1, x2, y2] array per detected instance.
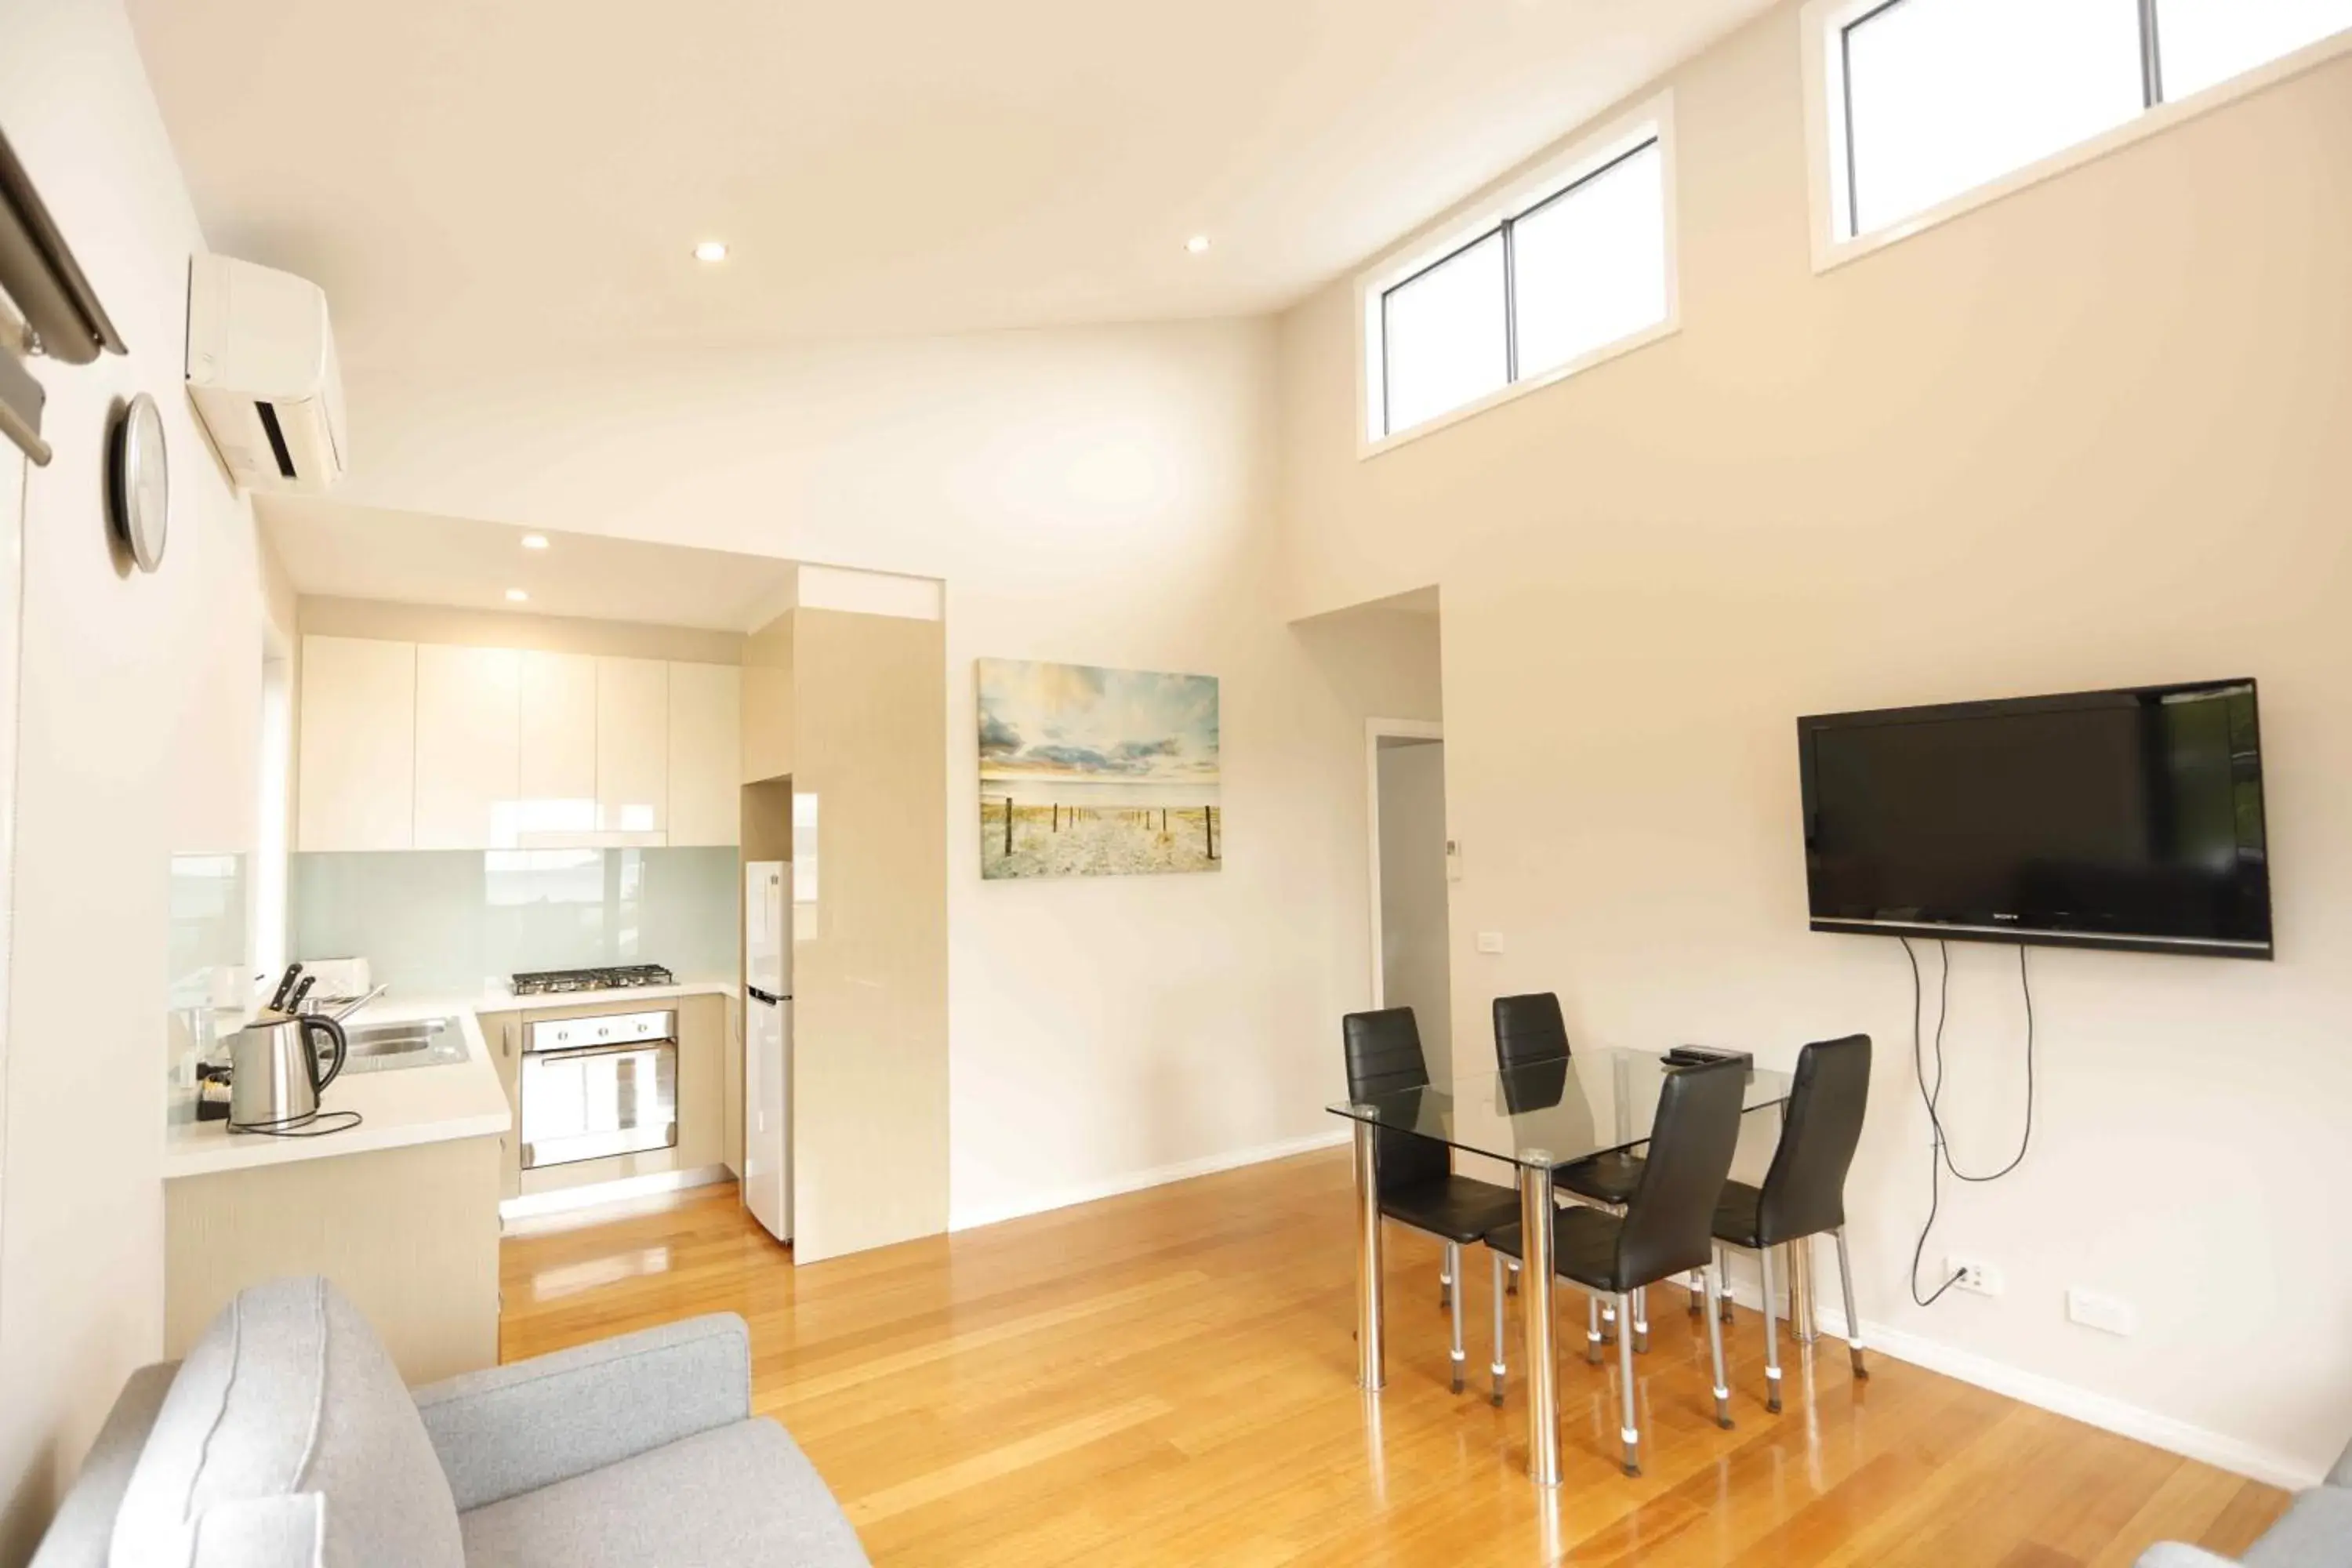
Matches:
[[594, 657, 669, 835], [518, 651, 597, 840], [298, 637, 416, 851], [413, 645, 522, 849], [666, 662, 742, 846]]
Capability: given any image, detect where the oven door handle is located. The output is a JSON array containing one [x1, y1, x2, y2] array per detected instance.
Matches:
[[526, 1040, 673, 1065]]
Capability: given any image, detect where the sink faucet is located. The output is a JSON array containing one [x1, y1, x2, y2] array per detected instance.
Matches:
[[318, 984, 389, 1022]]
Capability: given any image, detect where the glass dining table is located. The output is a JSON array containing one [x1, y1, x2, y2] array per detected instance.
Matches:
[[1327, 1048, 1795, 1486]]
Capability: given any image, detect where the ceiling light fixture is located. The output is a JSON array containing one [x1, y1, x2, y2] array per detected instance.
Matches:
[[1185, 234, 1211, 255], [693, 241, 729, 263], [505, 588, 529, 602], [521, 533, 550, 550]]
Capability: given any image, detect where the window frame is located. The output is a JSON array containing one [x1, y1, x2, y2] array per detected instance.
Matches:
[[1356, 92, 1679, 459], [1803, 0, 2352, 274]]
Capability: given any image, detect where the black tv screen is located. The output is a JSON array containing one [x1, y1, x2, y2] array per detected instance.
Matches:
[[1798, 680, 2271, 958]]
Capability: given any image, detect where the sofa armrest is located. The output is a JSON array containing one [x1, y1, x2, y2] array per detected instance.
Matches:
[[2134, 1546, 2238, 1568], [30, 1362, 180, 1568], [412, 1313, 752, 1511]]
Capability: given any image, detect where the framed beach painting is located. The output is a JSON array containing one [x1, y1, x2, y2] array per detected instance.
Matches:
[[977, 659, 1221, 880]]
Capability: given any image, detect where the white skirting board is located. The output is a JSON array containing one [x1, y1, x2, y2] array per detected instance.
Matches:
[[1708, 1269, 2320, 1492], [949, 1127, 1352, 1233]]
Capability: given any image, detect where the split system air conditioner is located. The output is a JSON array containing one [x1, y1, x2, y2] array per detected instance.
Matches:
[[185, 252, 347, 493]]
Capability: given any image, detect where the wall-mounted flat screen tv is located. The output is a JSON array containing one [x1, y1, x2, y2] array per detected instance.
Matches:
[[1798, 680, 2271, 959]]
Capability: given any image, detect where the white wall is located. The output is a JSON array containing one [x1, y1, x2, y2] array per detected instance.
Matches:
[[325, 321, 1434, 1229], [1376, 740, 1453, 1078], [0, 1, 268, 1556], [1276, 2, 2352, 1486]]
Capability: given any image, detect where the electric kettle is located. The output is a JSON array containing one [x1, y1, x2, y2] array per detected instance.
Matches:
[[226, 1011, 347, 1132]]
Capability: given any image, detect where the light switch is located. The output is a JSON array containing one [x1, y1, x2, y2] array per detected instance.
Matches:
[[1475, 931, 1504, 955], [1445, 839, 1464, 882]]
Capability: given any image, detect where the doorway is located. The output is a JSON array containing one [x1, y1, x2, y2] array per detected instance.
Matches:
[[1368, 720, 1451, 1080]]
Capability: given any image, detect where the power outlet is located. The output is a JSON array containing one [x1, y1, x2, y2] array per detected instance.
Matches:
[[1475, 931, 1505, 955], [1946, 1256, 2002, 1296], [2067, 1287, 2137, 1337]]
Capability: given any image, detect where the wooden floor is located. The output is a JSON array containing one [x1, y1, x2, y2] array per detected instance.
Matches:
[[499, 1151, 2284, 1565]]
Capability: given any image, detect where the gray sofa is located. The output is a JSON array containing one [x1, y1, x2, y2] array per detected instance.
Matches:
[[2139, 1439, 2352, 1568], [32, 1275, 869, 1566]]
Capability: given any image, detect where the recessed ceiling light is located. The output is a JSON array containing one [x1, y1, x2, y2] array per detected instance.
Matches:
[[1185, 234, 1211, 255], [505, 588, 529, 602], [693, 241, 729, 263], [521, 533, 550, 550]]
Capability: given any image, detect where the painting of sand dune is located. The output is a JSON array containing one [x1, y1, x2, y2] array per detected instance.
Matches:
[[978, 659, 1221, 880]]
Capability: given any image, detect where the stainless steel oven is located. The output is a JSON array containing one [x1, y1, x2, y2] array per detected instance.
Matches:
[[519, 1009, 677, 1169]]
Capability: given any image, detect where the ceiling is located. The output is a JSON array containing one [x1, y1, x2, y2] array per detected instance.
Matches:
[[262, 499, 798, 630], [128, 0, 1769, 366]]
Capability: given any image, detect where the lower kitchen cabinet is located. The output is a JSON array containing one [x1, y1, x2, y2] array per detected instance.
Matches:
[[164, 1134, 502, 1385]]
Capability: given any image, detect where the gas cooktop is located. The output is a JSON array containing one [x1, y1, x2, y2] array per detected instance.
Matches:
[[510, 964, 676, 997]]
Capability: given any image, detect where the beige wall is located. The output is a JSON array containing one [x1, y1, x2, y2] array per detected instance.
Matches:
[[1276, 5, 2352, 1484], [0, 1, 272, 1555], [328, 321, 1436, 1232], [741, 611, 794, 783]]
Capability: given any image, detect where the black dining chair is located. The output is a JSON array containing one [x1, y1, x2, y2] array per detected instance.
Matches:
[[1708, 1033, 1872, 1413], [1483, 1054, 1747, 1475], [1341, 1007, 1521, 1399], [1493, 993, 1650, 1348]]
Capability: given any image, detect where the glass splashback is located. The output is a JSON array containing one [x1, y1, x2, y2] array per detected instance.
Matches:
[[289, 847, 739, 996]]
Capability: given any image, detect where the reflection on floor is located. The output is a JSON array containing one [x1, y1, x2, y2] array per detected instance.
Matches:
[[499, 1152, 2283, 1565]]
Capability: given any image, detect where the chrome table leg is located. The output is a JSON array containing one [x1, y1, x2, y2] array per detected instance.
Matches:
[[1518, 1154, 1561, 1486], [1490, 1250, 1508, 1406], [1760, 1243, 1783, 1414], [1352, 1118, 1385, 1392], [1617, 1290, 1642, 1475], [1446, 1240, 1466, 1393]]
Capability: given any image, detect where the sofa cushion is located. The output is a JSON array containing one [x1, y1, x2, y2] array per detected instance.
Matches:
[[2245, 1485, 2352, 1568], [109, 1276, 463, 1568], [456, 1419, 868, 1567]]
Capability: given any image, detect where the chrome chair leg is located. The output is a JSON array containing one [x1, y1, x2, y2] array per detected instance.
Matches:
[[1718, 1243, 1735, 1322], [1585, 1294, 1603, 1365], [1704, 1262, 1733, 1428], [1490, 1250, 1508, 1406], [1835, 1225, 1868, 1380], [1508, 1258, 1519, 1296], [1439, 1251, 1453, 1311], [1761, 1244, 1783, 1414], [1688, 1269, 1704, 1316], [1634, 1287, 1650, 1353], [1601, 1298, 1617, 1345], [1446, 1241, 1466, 1392], [1617, 1290, 1642, 1476]]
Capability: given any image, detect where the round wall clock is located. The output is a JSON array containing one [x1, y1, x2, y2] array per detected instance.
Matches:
[[108, 392, 169, 573]]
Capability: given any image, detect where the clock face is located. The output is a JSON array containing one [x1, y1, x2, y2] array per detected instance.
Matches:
[[111, 392, 168, 572]]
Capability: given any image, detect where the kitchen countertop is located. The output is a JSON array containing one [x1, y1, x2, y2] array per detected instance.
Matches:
[[161, 980, 739, 1180]]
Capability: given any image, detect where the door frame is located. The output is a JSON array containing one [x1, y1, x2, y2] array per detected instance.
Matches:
[[1364, 717, 1444, 1008]]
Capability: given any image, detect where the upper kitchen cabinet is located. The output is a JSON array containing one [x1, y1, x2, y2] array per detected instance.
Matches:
[[414, 645, 522, 849], [593, 657, 669, 837], [518, 651, 598, 839], [298, 637, 417, 851], [666, 662, 742, 847]]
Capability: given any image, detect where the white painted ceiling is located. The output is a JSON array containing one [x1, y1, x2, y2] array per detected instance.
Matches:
[[128, 0, 1769, 366], [262, 499, 798, 631]]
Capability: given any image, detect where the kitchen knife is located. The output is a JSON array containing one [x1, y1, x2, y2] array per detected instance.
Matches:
[[267, 964, 303, 1012], [285, 974, 318, 1013]]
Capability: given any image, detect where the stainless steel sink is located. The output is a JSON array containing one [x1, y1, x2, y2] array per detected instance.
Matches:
[[339, 1016, 467, 1075]]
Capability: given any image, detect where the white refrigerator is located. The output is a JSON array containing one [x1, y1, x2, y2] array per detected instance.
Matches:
[[743, 861, 793, 1242]]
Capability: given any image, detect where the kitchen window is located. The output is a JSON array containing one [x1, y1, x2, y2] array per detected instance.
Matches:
[[1360, 98, 1676, 452], [1809, 0, 2352, 263]]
